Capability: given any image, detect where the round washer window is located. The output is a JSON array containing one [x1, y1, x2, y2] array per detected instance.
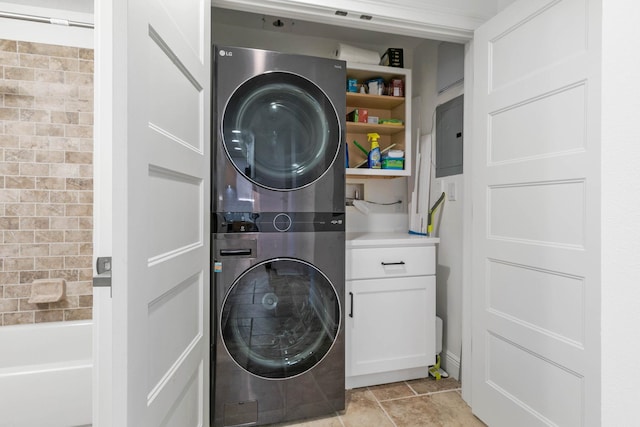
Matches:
[[220, 258, 340, 379], [222, 72, 341, 191]]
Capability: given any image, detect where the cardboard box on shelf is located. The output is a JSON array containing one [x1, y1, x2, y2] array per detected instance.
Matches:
[[346, 108, 368, 123], [390, 79, 404, 97]]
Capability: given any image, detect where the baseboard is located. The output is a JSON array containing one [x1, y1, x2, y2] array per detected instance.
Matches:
[[443, 350, 461, 380], [346, 366, 429, 389]]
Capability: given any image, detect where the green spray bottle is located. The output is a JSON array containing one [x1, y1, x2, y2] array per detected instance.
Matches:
[[367, 132, 381, 169]]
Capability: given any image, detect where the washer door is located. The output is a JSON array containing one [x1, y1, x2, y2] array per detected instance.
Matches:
[[222, 71, 341, 191], [220, 258, 340, 379]]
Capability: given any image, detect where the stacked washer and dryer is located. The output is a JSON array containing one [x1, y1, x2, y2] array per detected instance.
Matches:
[[211, 46, 346, 426]]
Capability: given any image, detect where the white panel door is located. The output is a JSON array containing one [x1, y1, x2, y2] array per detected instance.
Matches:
[[101, 0, 211, 425], [471, 0, 601, 425]]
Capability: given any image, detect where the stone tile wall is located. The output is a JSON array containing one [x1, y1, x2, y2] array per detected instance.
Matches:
[[0, 39, 93, 325]]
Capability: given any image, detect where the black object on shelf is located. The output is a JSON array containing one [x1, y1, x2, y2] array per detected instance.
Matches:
[[380, 48, 403, 68]]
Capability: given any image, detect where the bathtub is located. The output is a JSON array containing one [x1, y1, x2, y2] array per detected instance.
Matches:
[[0, 320, 92, 427]]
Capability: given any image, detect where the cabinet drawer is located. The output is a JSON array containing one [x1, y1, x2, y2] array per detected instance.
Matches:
[[346, 245, 435, 280]]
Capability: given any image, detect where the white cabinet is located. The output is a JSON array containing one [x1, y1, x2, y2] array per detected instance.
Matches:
[[345, 63, 412, 177], [345, 233, 438, 389], [347, 276, 435, 378]]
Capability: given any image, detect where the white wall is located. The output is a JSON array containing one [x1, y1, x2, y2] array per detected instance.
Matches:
[[345, 176, 409, 233], [214, 22, 346, 59], [601, 1, 640, 424], [412, 39, 465, 379]]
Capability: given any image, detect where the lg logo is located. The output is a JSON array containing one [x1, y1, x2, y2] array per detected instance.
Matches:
[[219, 49, 233, 57]]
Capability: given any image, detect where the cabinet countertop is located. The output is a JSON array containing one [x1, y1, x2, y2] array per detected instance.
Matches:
[[346, 232, 440, 248]]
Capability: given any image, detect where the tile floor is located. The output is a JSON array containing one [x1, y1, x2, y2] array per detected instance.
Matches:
[[269, 377, 487, 427]]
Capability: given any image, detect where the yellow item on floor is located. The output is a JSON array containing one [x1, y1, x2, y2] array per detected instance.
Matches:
[[428, 354, 449, 381], [429, 354, 442, 380]]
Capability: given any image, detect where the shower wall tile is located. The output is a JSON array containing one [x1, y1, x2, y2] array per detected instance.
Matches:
[[35, 256, 63, 269], [79, 295, 92, 307], [50, 296, 78, 309], [5, 67, 35, 81], [0, 52, 19, 67], [35, 309, 63, 323], [1, 135, 20, 148], [78, 49, 93, 60], [18, 42, 78, 58], [0, 39, 93, 326], [50, 243, 78, 256], [0, 299, 19, 312], [78, 242, 92, 255], [0, 40, 18, 51], [4, 311, 33, 325], [3, 283, 29, 297], [5, 257, 34, 270], [0, 217, 19, 229], [20, 271, 49, 283], [1, 276, 22, 289], [49, 57, 79, 72], [64, 307, 91, 321], [0, 245, 20, 257], [79, 60, 94, 74], [0, 189, 20, 202], [18, 54, 49, 69]]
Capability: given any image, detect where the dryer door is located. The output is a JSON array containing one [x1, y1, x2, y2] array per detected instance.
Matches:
[[222, 72, 341, 191], [220, 258, 340, 379]]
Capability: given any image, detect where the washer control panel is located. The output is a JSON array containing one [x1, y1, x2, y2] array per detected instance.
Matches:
[[214, 212, 345, 233]]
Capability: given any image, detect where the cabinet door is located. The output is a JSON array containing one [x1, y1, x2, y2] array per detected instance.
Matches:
[[346, 276, 435, 377]]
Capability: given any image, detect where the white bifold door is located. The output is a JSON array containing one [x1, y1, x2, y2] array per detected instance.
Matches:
[[471, 0, 601, 426], [95, 0, 211, 425]]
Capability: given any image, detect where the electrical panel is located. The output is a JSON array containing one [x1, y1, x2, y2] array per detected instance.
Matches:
[[435, 95, 463, 178]]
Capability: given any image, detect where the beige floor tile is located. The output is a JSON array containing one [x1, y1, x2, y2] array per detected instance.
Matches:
[[381, 391, 486, 427], [262, 380, 481, 427], [339, 388, 395, 427], [268, 413, 344, 427], [368, 381, 416, 401], [429, 392, 486, 426], [407, 377, 461, 395]]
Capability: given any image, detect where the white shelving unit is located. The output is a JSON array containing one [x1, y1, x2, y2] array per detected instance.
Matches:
[[345, 62, 412, 177]]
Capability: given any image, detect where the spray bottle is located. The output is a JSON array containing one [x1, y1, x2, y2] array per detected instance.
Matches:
[[367, 132, 381, 169]]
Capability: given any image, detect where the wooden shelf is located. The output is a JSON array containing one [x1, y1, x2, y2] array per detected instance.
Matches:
[[346, 121, 405, 135], [346, 92, 405, 110]]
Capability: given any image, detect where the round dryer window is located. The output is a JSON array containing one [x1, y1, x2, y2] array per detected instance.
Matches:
[[220, 258, 341, 379], [222, 71, 341, 191]]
